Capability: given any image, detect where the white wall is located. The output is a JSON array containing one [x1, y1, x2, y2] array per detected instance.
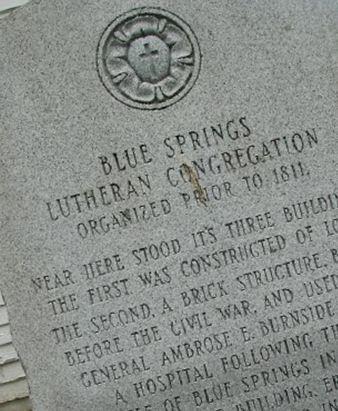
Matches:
[[0, 292, 30, 410], [0, 0, 29, 16]]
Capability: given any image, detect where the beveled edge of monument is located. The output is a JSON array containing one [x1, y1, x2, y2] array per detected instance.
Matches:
[[96, 6, 202, 111]]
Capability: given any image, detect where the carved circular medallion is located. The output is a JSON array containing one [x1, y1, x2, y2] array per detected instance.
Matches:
[[96, 7, 201, 110]]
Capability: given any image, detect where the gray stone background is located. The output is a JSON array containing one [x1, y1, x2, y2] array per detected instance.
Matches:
[[0, 3, 31, 411]]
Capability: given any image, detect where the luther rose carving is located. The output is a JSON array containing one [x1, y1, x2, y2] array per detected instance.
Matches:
[[97, 7, 201, 110]]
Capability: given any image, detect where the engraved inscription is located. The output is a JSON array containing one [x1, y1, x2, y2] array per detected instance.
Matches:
[[97, 8, 201, 110]]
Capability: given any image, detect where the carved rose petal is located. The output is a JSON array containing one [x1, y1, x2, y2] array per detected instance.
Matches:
[[160, 76, 180, 98], [163, 23, 192, 60], [121, 15, 159, 40], [105, 55, 132, 79], [119, 74, 155, 103], [107, 38, 128, 58], [161, 64, 191, 97]]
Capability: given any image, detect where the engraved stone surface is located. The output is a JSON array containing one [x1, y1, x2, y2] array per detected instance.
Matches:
[[97, 7, 201, 110], [0, 1, 338, 411]]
